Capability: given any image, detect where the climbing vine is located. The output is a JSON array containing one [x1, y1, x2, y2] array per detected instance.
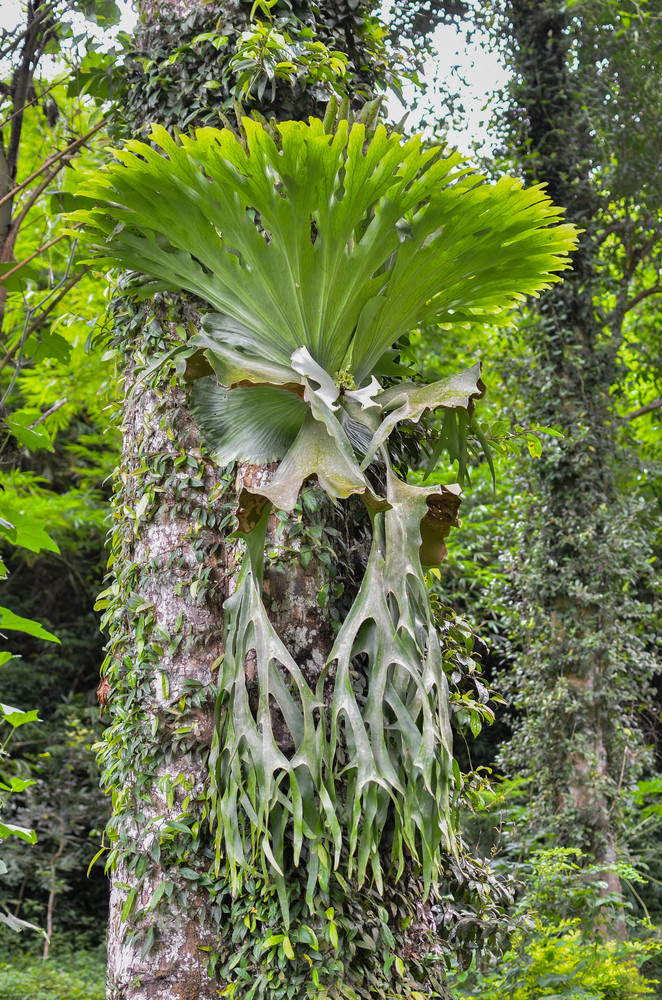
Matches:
[[475, 0, 662, 866], [80, 0, 397, 137]]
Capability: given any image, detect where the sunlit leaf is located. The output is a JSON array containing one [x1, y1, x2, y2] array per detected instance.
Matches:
[[0, 703, 40, 727], [4, 415, 54, 453], [0, 606, 59, 643], [0, 500, 59, 554], [0, 821, 37, 844]]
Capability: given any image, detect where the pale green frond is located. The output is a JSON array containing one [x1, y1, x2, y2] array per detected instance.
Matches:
[[321, 466, 457, 889], [209, 508, 334, 893], [193, 314, 299, 387], [361, 362, 485, 468], [237, 409, 388, 518]]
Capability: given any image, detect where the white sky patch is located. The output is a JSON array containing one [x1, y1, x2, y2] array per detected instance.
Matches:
[[380, 4, 509, 157], [389, 29, 508, 155], [0, 0, 138, 77], [0, 0, 24, 33]]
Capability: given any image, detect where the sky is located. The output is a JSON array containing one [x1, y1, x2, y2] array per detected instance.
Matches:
[[0, 1, 508, 155], [386, 20, 507, 155]]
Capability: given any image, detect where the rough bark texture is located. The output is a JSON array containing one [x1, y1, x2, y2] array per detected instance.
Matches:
[[104, 357, 363, 998], [105, 368, 228, 999]]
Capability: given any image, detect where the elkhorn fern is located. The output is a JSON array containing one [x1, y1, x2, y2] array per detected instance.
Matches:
[[76, 114, 578, 904]]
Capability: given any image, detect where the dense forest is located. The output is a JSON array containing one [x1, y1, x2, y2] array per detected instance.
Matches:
[[0, 1, 660, 998]]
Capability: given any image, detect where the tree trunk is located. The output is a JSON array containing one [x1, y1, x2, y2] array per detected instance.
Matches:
[[492, 0, 661, 910], [0, 3, 43, 334], [99, 4, 385, 997], [102, 360, 230, 997], [103, 357, 339, 996]]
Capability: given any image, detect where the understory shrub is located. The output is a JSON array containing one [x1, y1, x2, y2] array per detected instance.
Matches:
[[450, 848, 662, 1000], [0, 949, 106, 1000]]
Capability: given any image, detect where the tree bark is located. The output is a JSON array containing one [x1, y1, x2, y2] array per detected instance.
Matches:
[[103, 363, 228, 998], [101, 4, 382, 996]]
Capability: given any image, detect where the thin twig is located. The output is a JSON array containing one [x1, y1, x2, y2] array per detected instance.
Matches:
[[0, 242, 79, 407], [0, 265, 90, 375], [0, 79, 62, 132], [0, 225, 81, 285], [0, 2, 57, 62], [0, 119, 107, 211], [28, 397, 68, 428]]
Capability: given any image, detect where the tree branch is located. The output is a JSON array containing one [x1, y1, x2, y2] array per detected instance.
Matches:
[[0, 2, 57, 62], [0, 266, 90, 375], [0, 226, 82, 285], [28, 396, 68, 428], [6, 11, 42, 186], [624, 398, 662, 421], [622, 283, 662, 313], [1, 163, 64, 265], [0, 119, 107, 211]]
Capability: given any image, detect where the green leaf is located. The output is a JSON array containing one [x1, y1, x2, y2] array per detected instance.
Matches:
[[150, 881, 167, 907], [0, 821, 37, 844], [262, 934, 285, 949], [9, 777, 34, 792], [0, 501, 59, 554], [0, 703, 40, 728], [0, 607, 59, 643], [193, 312, 300, 382], [31, 332, 71, 363], [526, 433, 543, 458], [537, 425, 564, 438], [295, 924, 319, 950], [121, 885, 137, 922], [86, 846, 108, 878], [0, 911, 45, 935], [4, 415, 54, 452]]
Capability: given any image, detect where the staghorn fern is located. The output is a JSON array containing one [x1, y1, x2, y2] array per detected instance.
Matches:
[[76, 113, 578, 907]]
